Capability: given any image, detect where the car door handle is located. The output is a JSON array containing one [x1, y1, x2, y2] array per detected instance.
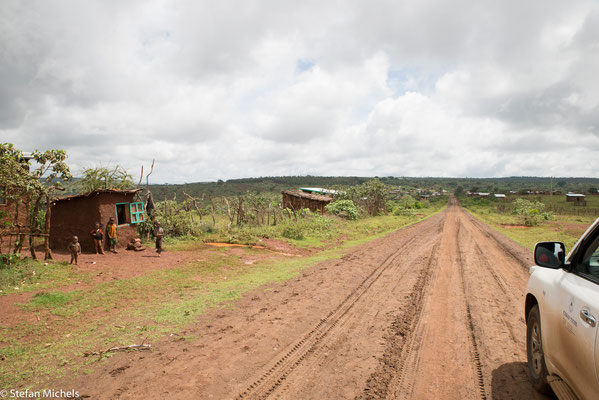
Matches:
[[580, 309, 596, 327]]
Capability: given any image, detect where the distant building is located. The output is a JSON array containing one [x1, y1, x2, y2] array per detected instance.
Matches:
[[299, 187, 339, 195], [282, 190, 333, 214], [565, 193, 586, 206], [494, 194, 506, 200], [50, 189, 145, 252]]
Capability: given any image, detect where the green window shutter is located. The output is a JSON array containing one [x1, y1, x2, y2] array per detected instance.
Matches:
[[138, 202, 145, 222], [130, 203, 137, 223], [129, 202, 145, 224]]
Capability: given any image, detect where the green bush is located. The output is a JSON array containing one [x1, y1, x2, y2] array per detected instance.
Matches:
[[282, 224, 305, 240], [392, 207, 417, 217], [512, 198, 556, 226], [325, 200, 359, 220]]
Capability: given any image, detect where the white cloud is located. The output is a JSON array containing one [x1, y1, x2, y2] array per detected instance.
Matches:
[[1, 0, 599, 182]]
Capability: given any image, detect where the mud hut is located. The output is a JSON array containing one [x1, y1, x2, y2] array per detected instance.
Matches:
[[282, 190, 333, 214], [50, 189, 145, 252], [565, 193, 586, 206]]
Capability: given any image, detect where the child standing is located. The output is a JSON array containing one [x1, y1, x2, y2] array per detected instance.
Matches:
[[106, 217, 118, 253], [90, 222, 105, 255], [68, 236, 81, 265], [153, 221, 164, 256]]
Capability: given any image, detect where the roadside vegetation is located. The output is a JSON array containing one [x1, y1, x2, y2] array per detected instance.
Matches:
[[460, 195, 599, 250]]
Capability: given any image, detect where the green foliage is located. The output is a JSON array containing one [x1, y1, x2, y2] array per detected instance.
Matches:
[[512, 198, 556, 226], [388, 195, 431, 216], [0, 253, 22, 266], [0, 144, 72, 196], [336, 178, 390, 216], [1, 143, 72, 238], [75, 166, 134, 192], [145, 200, 200, 237], [282, 224, 305, 240], [147, 176, 599, 205], [325, 200, 359, 220]]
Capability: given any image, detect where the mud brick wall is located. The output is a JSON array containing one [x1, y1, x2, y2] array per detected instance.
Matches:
[[50, 192, 139, 253]]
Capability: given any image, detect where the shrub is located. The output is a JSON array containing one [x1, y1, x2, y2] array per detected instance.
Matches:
[[512, 198, 555, 226], [325, 200, 359, 220], [282, 224, 305, 240]]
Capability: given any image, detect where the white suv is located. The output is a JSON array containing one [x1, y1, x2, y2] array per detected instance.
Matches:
[[526, 218, 599, 399]]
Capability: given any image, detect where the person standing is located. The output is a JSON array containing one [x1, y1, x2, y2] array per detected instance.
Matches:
[[68, 236, 81, 265], [90, 222, 105, 255], [106, 217, 118, 253], [153, 221, 164, 256]]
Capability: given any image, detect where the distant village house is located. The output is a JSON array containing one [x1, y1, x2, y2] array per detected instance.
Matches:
[[282, 189, 333, 214], [565, 193, 586, 206]]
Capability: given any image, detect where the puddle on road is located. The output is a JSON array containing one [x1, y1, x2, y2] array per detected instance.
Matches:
[[204, 242, 266, 249]]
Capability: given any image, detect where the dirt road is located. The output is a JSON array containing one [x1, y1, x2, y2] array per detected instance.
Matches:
[[68, 200, 550, 399]]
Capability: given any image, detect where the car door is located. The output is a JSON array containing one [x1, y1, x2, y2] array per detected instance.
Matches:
[[554, 232, 599, 399]]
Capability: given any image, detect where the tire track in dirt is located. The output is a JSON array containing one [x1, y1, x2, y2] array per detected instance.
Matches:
[[359, 199, 545, 400], [455, 221, 488, 400], [456, 206, 546, 400], [378, 200, 485, 400], [237, 214, 445, 400], [358, 242, 440, 399]]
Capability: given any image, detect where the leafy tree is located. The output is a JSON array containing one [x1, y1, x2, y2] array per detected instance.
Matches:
[[0, 143, 72, 259], [454, 185, 464, 197], [338, 178, 390, 216], [75, 166, 134, 192]]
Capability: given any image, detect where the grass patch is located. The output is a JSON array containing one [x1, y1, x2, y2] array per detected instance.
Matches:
[[27, 291, 82, 308], [0, 259, 91, 295], [461, 198, 595, 250]]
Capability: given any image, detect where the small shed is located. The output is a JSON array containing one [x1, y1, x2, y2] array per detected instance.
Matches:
[[50, 189, 145, 252], [494, 194, 506, 200], [565, 193, 586, 206], [282, 190, 333, 214]]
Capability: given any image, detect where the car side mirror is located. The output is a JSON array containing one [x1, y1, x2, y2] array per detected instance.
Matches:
[[534, 242, 566, 269]]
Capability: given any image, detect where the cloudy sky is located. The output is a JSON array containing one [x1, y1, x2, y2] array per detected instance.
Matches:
[[1, 0, 598, 183]]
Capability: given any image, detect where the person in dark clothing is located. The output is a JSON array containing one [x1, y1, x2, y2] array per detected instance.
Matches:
[[153, 221, 164, 256]]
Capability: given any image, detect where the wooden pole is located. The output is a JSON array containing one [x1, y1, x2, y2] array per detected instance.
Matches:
[[550, 176, 553, 210], [44, 194, 53, 260]]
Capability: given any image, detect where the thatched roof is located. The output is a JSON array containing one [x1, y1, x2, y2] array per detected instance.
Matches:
[[282, 190, 333, 202], [54, 188, 142, 203]]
